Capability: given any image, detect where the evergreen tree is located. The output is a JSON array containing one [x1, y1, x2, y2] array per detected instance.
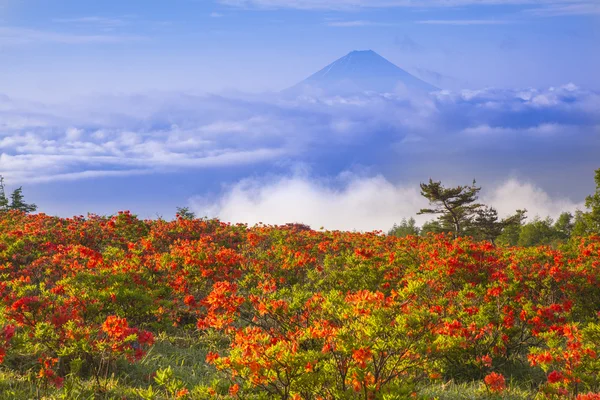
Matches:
[[495, 210, 527, 247], [0, 176, 37, 214], [473, 207, 526, 244], [417, 179, 482, 238], [9, 187, 37, 213], [388, 218, 420, 238], [176, 206, 196, 221], [0, 177, 9, 212]]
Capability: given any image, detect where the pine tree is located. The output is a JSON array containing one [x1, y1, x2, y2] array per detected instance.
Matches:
[[9, 187, 37, 213], [473, 207, 527, 244], [417, 179, 482, 238], [0, 176, 9, 212], [0, 176, 37, 214], [176, 206, 196, 221]]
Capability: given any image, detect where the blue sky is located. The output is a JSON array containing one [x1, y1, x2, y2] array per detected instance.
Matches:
[[0, 0, 599, 99], [1, 0, 599, 229]]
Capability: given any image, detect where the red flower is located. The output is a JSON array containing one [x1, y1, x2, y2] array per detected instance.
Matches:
[[102, 315, 130, 340], [547, 370, 564, 384], [229, 383, 240, 395], [183, 295, 196, 307], [352, 347, 373, 368], [206, 352, 219, 363], [137, 330, 155, 346], [484, 372, 506, 393], [480, 355, 492, 367], [2, 325, 15, 342], [305, 362, 314, 372], [577, 393, 600, 400]]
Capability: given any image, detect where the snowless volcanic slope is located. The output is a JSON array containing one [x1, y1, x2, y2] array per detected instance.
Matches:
[[288, 50, 438, 95]]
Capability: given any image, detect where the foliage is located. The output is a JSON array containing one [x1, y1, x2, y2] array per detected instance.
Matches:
[[388, 218, 420, 238], [573, 169, 600, 236], [472, 207, 526, 244]]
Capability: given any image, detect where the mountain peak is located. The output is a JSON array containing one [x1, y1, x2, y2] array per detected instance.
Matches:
[[288, 50, 438, 95]]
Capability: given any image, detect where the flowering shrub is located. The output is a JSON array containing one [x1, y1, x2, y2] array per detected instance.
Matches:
[[2, 210, 600, 397]]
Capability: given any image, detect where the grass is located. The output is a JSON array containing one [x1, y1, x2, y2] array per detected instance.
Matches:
[[418, 381, 534, 400], [0, 330, 221, 400], [0, 330, 542, 399]]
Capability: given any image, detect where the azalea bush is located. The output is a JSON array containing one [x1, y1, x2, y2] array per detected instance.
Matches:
[[1, 210, 600, 398]]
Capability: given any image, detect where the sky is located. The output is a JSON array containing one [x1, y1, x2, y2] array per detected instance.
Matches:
[[0, 0, 599, 98], [1, 0, 599, 230]]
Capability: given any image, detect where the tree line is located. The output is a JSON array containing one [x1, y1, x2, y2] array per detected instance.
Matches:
[[389, 168, 600, 246]]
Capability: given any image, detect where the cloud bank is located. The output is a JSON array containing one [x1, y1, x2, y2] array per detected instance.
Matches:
[[1, 84, 598, 224], [190, 173, 583, 232]]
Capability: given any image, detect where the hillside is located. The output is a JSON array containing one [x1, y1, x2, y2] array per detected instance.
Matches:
[[1, 211, 600, 398]]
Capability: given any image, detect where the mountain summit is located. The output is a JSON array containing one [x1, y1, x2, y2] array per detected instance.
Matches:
[[288, 50, 438, 95]]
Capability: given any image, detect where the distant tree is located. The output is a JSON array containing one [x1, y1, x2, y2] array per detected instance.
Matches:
[[573, 168, 600, 236], [420, 220, 447, 236], [495, 209, 528, 247], [518, 217, 558, 247], [554, 212, 574, 240], [573, 210, 591, 237], [0, 176, 37, 214], [389, 218, 420, 238], [10, 187, 37, 213], [176, 206, 196, 221], [0, 177, 8, 212], [472, 207, 526, 244], [417, 179, 482, 238]]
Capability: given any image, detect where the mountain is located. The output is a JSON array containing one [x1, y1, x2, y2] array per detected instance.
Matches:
[[287, 50, 438, 95]]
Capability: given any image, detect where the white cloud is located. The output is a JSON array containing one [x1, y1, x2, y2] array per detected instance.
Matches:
[[462, 123, 564, 137], [326, 20, 392, 27], [65, 127, 84, 141], [191, 173, 427, 231], [52, 17, 128, 26], [0, 26, 141, 46], [210, 12, 225, 17], [190, 173, 583, 231], [416, 19, 513, 25], [483, 179, 583, 221], [1, 85, 598, 194], [525, 3, 600, 16]]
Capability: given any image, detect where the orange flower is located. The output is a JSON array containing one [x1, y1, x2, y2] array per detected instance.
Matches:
[[206, 352, 220, 363], [484, 372, 506, 393], [547, 370, 564, 384], [229, 383, 240, 396], [352, 348, 373, 368]]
